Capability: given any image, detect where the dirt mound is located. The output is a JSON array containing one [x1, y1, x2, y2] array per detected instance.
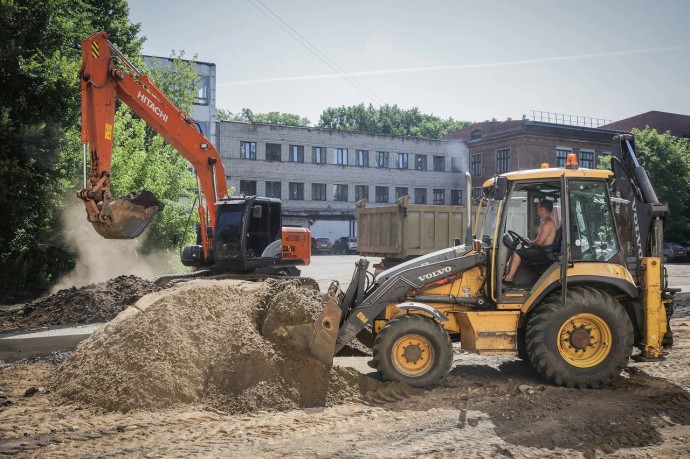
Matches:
[[50, 279, 384, 413], [0, 276, 160, 330]]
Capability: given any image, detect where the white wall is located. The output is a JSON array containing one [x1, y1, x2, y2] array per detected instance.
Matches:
[[309, 220, 353, 242]]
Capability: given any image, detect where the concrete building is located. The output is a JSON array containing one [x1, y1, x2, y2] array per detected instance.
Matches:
[[601, 111, 690, 140], [445, 116, 624, 197], [142, 55, 217, 145], [217, 121, 469, 240]]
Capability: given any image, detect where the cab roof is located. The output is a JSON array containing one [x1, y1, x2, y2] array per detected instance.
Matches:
[[482, 166, 613, 188]]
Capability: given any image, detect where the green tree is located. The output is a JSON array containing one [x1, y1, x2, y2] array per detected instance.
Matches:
[[598, 128, 690, 241], [632, 128, 690, 241], [317, 103, 468, 138], [217, 107, 310, 126], [0, 0, 141, 296]]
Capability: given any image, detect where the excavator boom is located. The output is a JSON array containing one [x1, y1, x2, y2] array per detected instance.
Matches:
[[78, 31, 226, 259]]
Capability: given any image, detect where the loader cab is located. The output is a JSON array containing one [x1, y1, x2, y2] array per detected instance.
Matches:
[[487, 171, 624, 304]]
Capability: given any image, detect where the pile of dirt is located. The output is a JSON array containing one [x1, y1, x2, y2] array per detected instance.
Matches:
[[50, 278, 384, 413], [0, 276, 161, 330]]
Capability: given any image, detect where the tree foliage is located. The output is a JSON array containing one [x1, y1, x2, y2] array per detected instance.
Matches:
[[0, 0, 141, 296], [217, 107, 310, 126], [631, 128, 690, 241], [317, 103, 469, 138], [598, 128, 690, 241]]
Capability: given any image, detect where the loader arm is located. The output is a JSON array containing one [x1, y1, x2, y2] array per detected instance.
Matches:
[[78, 31, 227, 261]]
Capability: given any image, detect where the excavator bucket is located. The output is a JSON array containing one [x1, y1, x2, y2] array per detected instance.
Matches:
[[92, 190, 164, 239], [273, 283, 343, 365]]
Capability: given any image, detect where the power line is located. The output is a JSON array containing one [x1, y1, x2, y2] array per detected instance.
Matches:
[[246, 0, 386, 105]]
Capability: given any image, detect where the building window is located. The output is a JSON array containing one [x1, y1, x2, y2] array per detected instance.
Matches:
[[356, 150, 369, 167], [415, 154, 427, 171], [241, 141, 256, 160], [266, 181, 281, 199], [289, 182, 304, 200], [496, 148, 511, 173], [471, 129, 481, 140], [579, 150, 595, 169], [239, 180, 257, 196], [433, 189, 445, 205], [376, 151, 389, 168], [334, 184, 348, 202], [556, 148, 571, 167], [312, 183, 326, 201], [355, 185, 369, 202], [289, 145, 304, 162], [451, 189, 463, 205], [470, 154, 482, 176], [414, 188, 427, 204], [266, 143, 281, 161], [395, 187, 408, 200], [334, 148, 348, 165], [451, 156, 463, 172], [195, 76, 209, 105], [433, 156, 445, 171], [396, 153, 408, 169], [375, 186, 389, 203], [312, 147, 326, 164]]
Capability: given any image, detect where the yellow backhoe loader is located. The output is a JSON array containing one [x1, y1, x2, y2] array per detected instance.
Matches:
[[283, 134, 675, 389]]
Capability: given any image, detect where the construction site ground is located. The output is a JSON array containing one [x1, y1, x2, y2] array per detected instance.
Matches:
[[1, 256, 690, 458]]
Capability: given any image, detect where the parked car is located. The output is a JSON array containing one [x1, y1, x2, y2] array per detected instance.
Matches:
[[680, 241, 690, 259], [313, 237, 333, 254], [332, 236, 357, 255], [663, 242, 686, 263]]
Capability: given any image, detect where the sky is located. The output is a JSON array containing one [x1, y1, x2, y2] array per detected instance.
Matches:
[[127, 0, 690, 125]]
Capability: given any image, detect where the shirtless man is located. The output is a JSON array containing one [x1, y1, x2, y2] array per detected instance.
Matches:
[[504, 199, 557, 284]]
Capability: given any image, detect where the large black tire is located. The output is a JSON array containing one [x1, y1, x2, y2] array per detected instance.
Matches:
[[526, 286, 634, 389], [372, 315, 453, 388]]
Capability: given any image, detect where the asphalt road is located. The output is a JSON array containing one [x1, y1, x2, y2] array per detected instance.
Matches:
[[301, 253, 690, 292]]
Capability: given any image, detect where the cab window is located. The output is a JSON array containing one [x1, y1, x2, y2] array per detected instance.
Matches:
[[569, 181, 619, 262]]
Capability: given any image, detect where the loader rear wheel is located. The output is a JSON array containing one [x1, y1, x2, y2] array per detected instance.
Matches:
[[372, 315, 453, 388], [526, 286, 634, 389]]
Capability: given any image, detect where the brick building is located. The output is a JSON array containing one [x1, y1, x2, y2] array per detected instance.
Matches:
[[217, 121, 468, 239], [445, 119, 624, 197], [601, 111, 690, 139]]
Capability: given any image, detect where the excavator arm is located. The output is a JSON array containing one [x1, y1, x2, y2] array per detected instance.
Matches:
[[78, 31, 226, 261]]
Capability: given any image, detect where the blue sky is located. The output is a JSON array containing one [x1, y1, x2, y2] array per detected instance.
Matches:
[[128, 0, 690, 125]]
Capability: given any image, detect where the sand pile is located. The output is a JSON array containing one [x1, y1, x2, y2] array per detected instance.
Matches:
[[51, 278, 382, 413], [1, 276, 161, 330]]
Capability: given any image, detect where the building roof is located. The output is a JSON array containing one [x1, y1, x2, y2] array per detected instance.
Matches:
[[600, 111, 690, 138]]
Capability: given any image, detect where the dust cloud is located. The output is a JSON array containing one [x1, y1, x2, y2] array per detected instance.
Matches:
[[52, 204, 180, 292]]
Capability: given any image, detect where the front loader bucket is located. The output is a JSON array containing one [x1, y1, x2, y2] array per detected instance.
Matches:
[[273, 285, 343, 365], [92, 190, 164, 239]]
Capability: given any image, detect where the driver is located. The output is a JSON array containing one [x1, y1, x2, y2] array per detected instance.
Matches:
[[504, 199, 557, 285]]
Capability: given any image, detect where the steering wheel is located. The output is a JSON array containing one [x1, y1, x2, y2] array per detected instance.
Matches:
[[506, 230, 529, 249]]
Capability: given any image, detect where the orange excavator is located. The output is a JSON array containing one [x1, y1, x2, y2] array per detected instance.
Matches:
[[78, 31, 310, 275]]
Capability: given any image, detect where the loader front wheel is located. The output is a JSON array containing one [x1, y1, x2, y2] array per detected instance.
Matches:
[[372, 315, 453, 388], [526, 287, 634, 389]]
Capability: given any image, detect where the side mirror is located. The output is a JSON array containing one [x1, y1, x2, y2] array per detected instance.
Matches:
[[494, 176, 508, 199], [252, 205, 263, 219]]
